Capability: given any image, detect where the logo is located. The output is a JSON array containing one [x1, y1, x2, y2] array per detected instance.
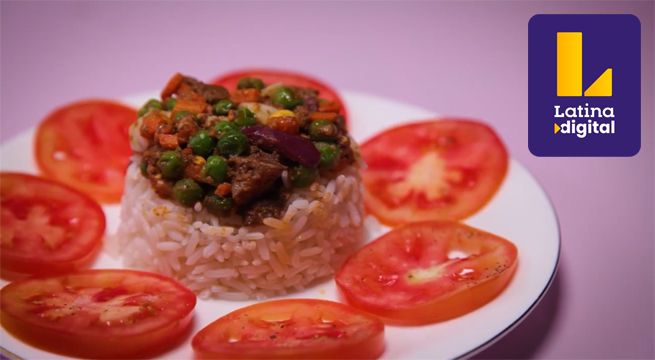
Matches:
[[528, 15, 641, 156]]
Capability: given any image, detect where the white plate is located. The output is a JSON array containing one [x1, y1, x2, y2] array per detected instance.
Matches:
[[0, 91, 560, 359]]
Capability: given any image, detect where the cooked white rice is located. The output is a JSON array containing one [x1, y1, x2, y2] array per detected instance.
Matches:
[[111, 158, 364, 300]]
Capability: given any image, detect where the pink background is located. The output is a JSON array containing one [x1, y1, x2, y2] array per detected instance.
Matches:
[[1, 1, 653, 358]]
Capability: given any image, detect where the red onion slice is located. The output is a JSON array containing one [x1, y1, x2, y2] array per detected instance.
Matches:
[[242, 125, 320, 167]]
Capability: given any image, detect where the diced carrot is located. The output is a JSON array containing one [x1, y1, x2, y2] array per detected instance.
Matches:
[[309, 112, 339, 121], [231, 89, 261, 103], [140, 111, 167, 139], [318, 99, 341, 112], [184, 162, 205, 182], [270, 116, 299, 134], [181, 147, 193, 157], [172, 98, 207, 115], [215, 183, 232, 197], [157, 134, 179, 149], [161, 73, 184, 99]]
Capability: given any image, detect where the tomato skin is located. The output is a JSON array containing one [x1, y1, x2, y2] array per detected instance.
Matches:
[[192, 299, 385, 359], [361, 119, 508, 226], [336, 221, 518, 325], [0, 172, 105, 279], [211, 68, 349, 126], [34, 99, 137, 204], [0, 269, 196, 359]]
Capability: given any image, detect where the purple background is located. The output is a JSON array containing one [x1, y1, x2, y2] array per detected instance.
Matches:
[[1, 1, 653, 358], [528, 14, 642, 156]]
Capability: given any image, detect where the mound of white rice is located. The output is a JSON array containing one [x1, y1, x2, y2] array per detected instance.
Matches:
[[111, 158, 364, 300]]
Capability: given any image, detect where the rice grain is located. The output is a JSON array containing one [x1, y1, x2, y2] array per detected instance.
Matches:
[[112, 159, 363, 299]]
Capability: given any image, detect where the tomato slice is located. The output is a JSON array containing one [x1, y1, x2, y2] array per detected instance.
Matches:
[[34, 99, 137, 203], [0, 173, 105, 279], [360, 119, 508, 225], [192, 299, 385, 359], [0, 269, 196, 358], [211, 68, 349, 125], [336, 221, 518, 325]]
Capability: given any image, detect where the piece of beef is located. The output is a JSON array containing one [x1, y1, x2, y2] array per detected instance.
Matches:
[[183, 76, 229, 103], [151, 178, 173, 198], [142, 148, 162, 176], [175, 115, 199, 144], [294, 87, 319, 112], [292, 105, 311, 127], [228, 149, 286, 206], [337, 134, 355, 166], [140, 111, 169, 140], [198, 114, 222, 131], [242, 194, 287, 225], [184, 161, 213, 185], [199, 84, 230, 103]]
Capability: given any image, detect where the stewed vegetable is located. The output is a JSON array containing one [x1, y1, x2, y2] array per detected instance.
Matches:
[[271, 86, 302, 109], [236, 77, 264, 90], [135, 73, 354, 223], [203, 155, 228, 183], [215, 121, 238, 136], [213, 99, 234, 115], [157, 151, 184, 180], [173, 178, 203, 206], [309, 120, 338, 141], [204, 195, 233, 215], [163, 98, 177, 111], [290, 166, 318, 187], [235, 107, 256, 127], [218, 132, 248, 156], [315, 142, 340, 169], [138, 99, 162, 116], [189, 130, 216, 157], [173, 110, 193, 122]]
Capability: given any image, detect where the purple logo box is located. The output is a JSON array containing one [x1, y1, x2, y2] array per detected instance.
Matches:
[[528, 14, 641, 157]]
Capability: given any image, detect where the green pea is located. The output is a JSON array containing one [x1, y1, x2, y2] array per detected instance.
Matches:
[[290, 166, 318, 188], [139, 160, 148, 176], [213, 99, 235, 115], [189, 130, 216, 157], [203, 194, 233, 215], [138, 98, 162, 117], [173, 110, 193, 122], [215, 121, 239, 137], [157, 151, 183, 180], [218, 132, 248, 156], [163, 98, 177, 111], [235, 107, 256, 127], [308, 120, 338, 141], [314, 142, 341, 169], [172, 178, 204, 207], [236, 77, 264, 90], [271, 86, 302, 109], [203, 155, 228, 183]]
